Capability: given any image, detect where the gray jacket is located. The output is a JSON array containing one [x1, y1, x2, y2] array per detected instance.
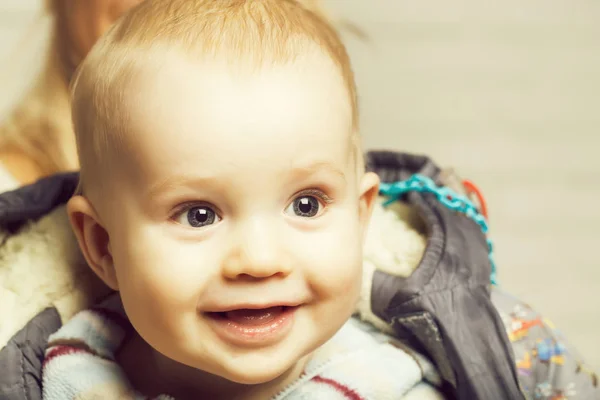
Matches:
[[1, 152, 598, 400]]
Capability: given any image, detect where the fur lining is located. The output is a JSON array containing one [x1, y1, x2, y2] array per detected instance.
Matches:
[[0, 206, 111, 346], [358, 199, 427, 333], [0, 199, 425, 348], [364, 199, 426, 278]]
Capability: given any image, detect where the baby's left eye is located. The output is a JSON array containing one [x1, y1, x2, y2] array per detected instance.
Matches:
[[173, 204, 221, 228], [285, 195, 323, 218]]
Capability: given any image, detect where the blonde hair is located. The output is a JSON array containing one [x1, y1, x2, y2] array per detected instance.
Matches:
[[71, 0, 359, 193], [0, 0, 79, 177]]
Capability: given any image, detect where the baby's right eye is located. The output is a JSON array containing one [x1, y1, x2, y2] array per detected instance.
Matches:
[[175, 205, 221, 228]]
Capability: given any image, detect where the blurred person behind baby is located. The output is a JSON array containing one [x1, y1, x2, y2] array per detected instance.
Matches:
[[0, 0, 142, 190]]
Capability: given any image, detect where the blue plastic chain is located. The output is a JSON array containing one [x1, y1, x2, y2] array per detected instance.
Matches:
[[379, 174, 498, 286]]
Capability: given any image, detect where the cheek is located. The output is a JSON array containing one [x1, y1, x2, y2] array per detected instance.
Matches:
[[111, 225, 218, 314], [108, 0, 144, 24], [69, 0, 143, 59], [66, 3, 100, 60], [298, 211, 364, 301]]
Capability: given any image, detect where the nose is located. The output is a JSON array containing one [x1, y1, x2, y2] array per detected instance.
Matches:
[[221, 216, 292, 281]]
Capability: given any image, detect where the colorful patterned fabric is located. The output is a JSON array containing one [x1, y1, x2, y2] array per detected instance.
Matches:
[[493, 289, 599, 400]]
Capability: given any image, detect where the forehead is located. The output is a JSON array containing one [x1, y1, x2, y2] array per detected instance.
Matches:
[[119, 49, 354, 186]]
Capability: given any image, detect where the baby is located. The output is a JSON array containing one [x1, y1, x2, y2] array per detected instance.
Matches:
[[42, 0, 443, 399]]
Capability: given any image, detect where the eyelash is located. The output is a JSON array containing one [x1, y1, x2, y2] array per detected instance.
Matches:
[[293, 188, 333, 205], [170, 189, 334, 221], [171, 201, 221, 222]]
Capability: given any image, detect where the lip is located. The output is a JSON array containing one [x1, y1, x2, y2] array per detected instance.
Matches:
[[204, 305, 298, 348], [204, 301, 303, 313]]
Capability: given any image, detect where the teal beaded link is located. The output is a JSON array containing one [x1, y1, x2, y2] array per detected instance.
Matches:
[[379, 174, 498, 286]]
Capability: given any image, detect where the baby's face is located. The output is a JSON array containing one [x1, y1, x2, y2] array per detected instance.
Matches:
[[96, 51, 378, 384]]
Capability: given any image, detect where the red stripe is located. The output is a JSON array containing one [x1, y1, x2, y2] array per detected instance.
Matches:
[[312, 375, 365, 400], [43, 345, 91, 367]]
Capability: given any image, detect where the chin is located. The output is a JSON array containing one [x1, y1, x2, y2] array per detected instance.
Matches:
[[217, 352, 301, 386], [223, 362, 292, 385]]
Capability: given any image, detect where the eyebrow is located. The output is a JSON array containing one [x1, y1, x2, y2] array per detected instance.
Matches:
[[145, 174, 222, 199], [145, 162, 346, 199], [288, 161, 347, 183]]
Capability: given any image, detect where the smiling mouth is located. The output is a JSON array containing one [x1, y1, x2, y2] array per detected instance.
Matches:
[[208, 306, 294, 326], [204, 306, 298, 347]]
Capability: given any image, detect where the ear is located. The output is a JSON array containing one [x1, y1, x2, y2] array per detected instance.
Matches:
[[67, 195, 119, 290], [357, 171, 380, 242]]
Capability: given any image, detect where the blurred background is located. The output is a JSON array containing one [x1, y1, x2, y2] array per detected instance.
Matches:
[[1, 0, 599, 369]]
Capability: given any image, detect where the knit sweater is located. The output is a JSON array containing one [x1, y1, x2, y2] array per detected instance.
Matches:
[[42, 294, 444, 400]]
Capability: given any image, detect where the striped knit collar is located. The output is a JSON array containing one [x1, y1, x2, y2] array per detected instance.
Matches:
[[43, 294, 435, 400]]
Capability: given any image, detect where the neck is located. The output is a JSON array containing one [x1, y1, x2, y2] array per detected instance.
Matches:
[[118, 332, 309, 400]]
